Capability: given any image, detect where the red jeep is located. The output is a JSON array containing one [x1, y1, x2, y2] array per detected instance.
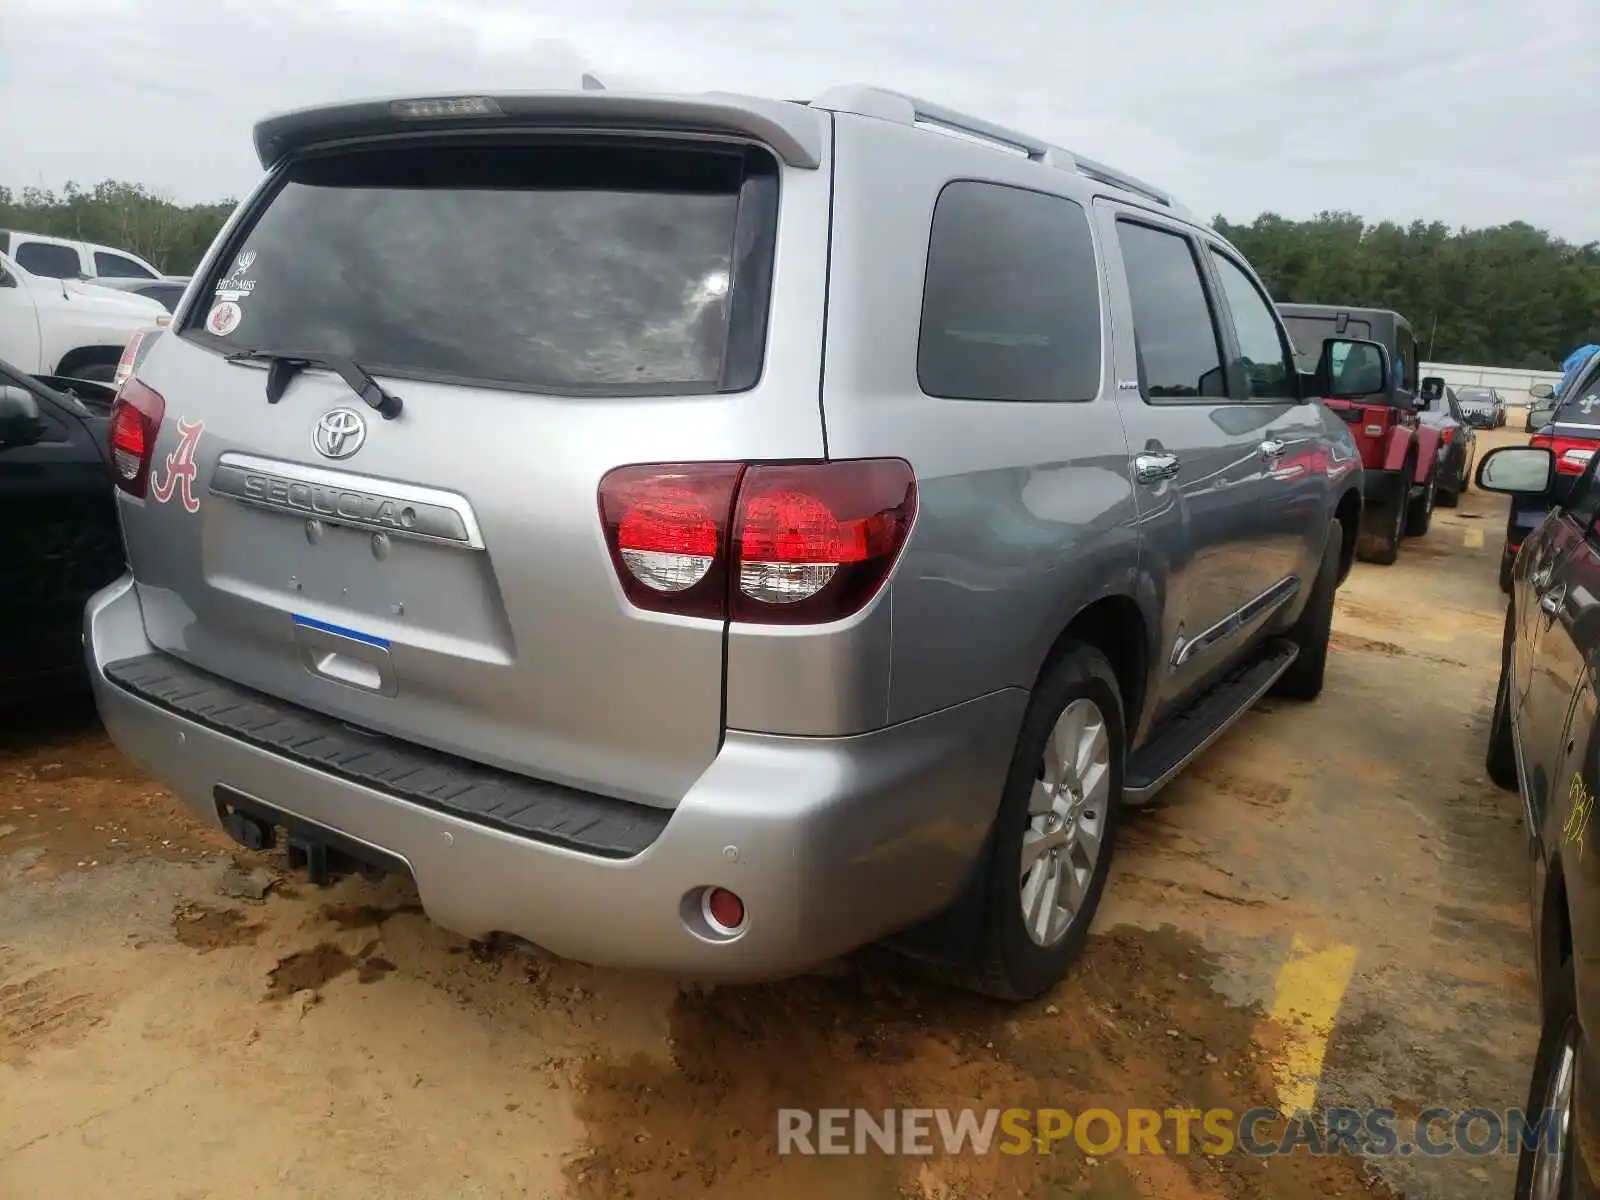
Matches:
[[1277, 304, 1441, 564]]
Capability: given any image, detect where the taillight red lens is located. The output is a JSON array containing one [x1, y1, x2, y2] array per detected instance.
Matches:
[[108, 379, 166, 498], [732, 460, 916, 622], [598, 463, 743, 619], [597, 459, 917, 625], [1531, 433, 1597, 476], [1441, 427, 1455, 445]]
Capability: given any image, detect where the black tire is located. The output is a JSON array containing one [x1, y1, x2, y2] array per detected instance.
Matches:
[[1437, 482, 1459, 508], [1404, 468, 1436, 537], [1271, 523, 1341, 701], [1488, 607, 1519, 791], [949, 641, 1125, 1000], [1513, 954, 1578, 1200], [1356, 482, 1407, 566], [1502, 550, 1516, 594]]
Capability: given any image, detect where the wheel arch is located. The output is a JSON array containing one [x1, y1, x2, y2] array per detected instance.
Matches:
[[1030, 593, 1149, 742], [1334, 488, 1361, 582]]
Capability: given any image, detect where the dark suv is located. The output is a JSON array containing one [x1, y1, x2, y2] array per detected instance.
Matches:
[[1279, 304, 1442, 564]]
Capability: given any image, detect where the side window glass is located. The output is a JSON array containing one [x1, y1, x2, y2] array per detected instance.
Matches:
[[94, 251, 157, 279], [1208, 251, 1295, 400], [0, 265, 14, 288], [1116, 221, 1226, 401], [917, 181, 1103, 402], [14, 242, 82, 279], [1395, 326, 1418, 393]]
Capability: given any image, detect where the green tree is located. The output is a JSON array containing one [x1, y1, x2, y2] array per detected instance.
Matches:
[[1216, 211, 1600, 369], [0, 181, 234, 275]]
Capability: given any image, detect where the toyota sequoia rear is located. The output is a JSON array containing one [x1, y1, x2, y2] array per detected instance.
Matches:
[[85, 94, 991, 980]]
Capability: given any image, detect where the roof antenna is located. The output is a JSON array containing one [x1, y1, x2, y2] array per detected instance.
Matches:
[[580, 73, 606, 90]]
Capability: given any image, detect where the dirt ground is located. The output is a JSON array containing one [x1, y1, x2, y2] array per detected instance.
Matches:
[[0, 429, 1538, 1199]]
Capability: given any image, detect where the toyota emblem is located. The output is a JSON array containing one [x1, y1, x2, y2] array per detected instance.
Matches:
[[313, 408, 367, 460]]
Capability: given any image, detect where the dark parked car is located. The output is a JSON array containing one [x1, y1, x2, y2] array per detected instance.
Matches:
[[1528, 384, 1560, 432], [1456, 385, 1505, 429], [1482, 441, 1600, 1198], [1417, 376, 1475, 506], [0, 357, 124, 703], [1502, 357, 1600, 591]]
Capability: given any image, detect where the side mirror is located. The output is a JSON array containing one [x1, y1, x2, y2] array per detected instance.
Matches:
[[0, 383, 44, 448], [1316, 337, 1391, 400], [1420, 376, 1445, 403], [1530, 382, 1556, 401], [1476, 446, 1556, 495]]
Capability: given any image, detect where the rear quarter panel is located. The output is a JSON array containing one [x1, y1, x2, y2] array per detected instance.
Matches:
[[806, 115, 1141, 728]]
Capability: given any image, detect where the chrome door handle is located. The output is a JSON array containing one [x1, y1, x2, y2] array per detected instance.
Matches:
[[1540, 585, 1566, 618], [1134, 451, 1181, 484], [1259, 439, 1287, 459]]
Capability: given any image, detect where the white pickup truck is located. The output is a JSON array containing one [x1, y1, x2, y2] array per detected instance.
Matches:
[[0, 252, 169, 381]]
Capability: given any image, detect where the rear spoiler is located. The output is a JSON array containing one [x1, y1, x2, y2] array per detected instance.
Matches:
[[252, 91, 827, 171]]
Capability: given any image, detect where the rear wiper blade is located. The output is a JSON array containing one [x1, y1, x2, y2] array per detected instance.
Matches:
[[224, 351, 403, 420]]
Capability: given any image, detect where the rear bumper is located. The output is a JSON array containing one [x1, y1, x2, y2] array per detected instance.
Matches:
[[86, 576, 1026, 981]]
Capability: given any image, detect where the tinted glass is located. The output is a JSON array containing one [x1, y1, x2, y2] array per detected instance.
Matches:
[[94, 251, 156, 279], [187, 142, 774, 392], [1209, 251, 1294, 399], [1282, 315, 1372, 371], [15, 242, 82, 279], [1395, 325, 1418, 392], [1457, 387, 1493, 404], [917, 182, 1101, 402], [1117, 221, 1225, 400], [138, 283, 185, 312]]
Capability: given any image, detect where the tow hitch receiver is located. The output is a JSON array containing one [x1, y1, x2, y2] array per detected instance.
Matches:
[[214, 786, 408, 887]]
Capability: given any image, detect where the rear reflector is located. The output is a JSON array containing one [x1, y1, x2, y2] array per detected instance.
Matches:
[[108, 379, 166, 498], [112, 329, 149, 389], [598, 459, 917, 624]]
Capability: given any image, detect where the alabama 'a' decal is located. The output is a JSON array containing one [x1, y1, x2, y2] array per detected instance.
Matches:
[[149, 418, 204, 514]]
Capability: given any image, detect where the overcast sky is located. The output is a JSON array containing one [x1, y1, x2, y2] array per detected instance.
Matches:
[[1, 0, 1593, 240]]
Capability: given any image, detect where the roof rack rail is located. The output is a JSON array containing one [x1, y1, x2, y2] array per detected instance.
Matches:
[[809, 83, 1190, 219]]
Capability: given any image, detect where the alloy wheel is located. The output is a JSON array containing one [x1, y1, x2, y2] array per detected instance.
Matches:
[[1020, 698, 1111, 947]]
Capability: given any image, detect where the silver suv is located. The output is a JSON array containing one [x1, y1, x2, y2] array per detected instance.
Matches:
[[88, 83, 1370, 998]]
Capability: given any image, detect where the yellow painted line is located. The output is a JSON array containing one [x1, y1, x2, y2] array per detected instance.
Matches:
[[1265, 933, 1359, 1116], [1464, 527, 1485, 548]]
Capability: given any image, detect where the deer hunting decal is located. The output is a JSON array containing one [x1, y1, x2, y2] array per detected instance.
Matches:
[[149, 418, 205, 514]]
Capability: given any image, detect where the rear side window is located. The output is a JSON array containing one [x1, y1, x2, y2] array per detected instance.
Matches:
[[1395, 325, 1418, 393], [1116, 221, 1226, 401], [1282, 315, 1373, 371], [95, 251, 157, 279], [917, 182, 1102, 402], [186, 141, 779, 393], [15, 241, 82, 279]]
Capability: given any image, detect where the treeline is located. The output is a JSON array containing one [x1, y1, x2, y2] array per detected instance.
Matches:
[[1216, 212, 1600, 370], [0, 182, 233, 280], [2, 182, 1594, 370]]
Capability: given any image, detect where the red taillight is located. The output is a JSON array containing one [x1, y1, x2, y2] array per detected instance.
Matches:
[[108, 379, 166, 498], [1531, 433, 1597, 476], [597, 459, 917, 624], [112, 330, 148, 389], [1441, 427, 1455, 445]]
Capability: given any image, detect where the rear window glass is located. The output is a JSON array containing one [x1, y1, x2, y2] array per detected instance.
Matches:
[[15, 241, 82, 279], [185, 141, 778, 393], [1281, 315, 1372, 371], [917, 181, 1102, 402]]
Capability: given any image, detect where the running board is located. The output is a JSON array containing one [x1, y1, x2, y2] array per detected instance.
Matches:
[[1123, 638, 1298, 806]]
